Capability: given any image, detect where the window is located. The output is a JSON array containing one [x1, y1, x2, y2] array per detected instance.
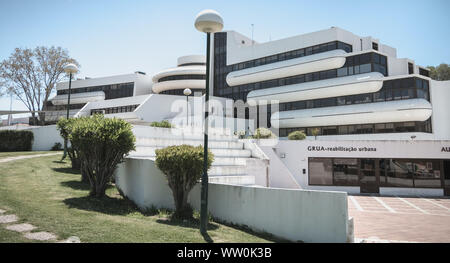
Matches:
[[309, 158, 333, 185], [372, 42, 379, 51], [408, 63, 414, 74], [333, 158, 359, 186]]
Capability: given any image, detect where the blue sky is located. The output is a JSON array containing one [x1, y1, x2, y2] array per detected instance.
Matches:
[[1, 0, 449, 115]]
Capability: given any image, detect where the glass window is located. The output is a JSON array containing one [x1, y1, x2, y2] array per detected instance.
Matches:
[[309, 158, 333, 185], [413, 160, 442, 188], [333, 158, 359, 186], [360, 63, 371, 73], [337, 67, 348, 77], [386, 160, 414, 187]]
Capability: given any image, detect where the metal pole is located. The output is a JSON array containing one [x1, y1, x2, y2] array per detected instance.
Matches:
[[8, 95, 12, 126], [200, 32, 211, 234], [62, 72, 72, 161], [186, 95, 189, 126]]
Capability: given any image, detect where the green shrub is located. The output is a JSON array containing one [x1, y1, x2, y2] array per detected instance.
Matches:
[[57, 118, 82, 172], [51, 142, 62, 151], [0, 130, 34, 151], [150, 120, 174, 128], [288, 130, 307, 140], [252, 127, 276, 139], [155, 145, 214, 219], [69, 115, 136, 197]]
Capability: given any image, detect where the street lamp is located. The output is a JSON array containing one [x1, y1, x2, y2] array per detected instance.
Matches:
[[195, 9, 223, 235], [183, 88, 192, 126], [61, 63, 78, 161]]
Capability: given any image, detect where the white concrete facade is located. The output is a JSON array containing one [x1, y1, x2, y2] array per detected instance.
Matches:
[[151, 55, 206, 94], [259, 139, 450, 196]]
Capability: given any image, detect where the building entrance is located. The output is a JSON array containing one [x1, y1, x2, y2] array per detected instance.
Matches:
[[444, 160, 450, 196]]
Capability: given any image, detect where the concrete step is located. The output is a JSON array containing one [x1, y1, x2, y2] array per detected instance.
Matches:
[[133, 129, 239, 142], [209, 165, 246, 176], [131, 146, 252, 158], [209, 175, 256, 185], [135, 137, 244, 149]]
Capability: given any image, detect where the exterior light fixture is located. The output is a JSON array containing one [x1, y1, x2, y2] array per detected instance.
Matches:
[[61, 63, 78, 161], [195, 9, 223, 235], [183, 88, 192, 126]]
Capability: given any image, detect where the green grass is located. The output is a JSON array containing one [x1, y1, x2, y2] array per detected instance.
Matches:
[[0, 155, 275, 243], [0, 151, 57, 158]]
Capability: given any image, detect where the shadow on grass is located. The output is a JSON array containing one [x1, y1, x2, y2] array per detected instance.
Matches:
[[156, 217, 219, 236], [60, 180, 90, 191], [52, 167, 80, 175], [63, 194, 140, 216]]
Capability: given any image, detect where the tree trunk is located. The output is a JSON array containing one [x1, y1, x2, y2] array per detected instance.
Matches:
[[171, 184, 192, 219]]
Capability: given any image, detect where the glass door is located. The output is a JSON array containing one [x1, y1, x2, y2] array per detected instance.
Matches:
[[359, 159, 380, 193], [444, 160, 450, 196]]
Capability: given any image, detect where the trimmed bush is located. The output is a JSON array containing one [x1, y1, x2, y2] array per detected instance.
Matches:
[[57, 118, 82, 172], [288, 130, 306, 140], [155, 145, 214, 219], [69, 115, 136, 197], [0, 130, 34, 151], [252, 127, 276, 139], [150, 120, 174, 128]]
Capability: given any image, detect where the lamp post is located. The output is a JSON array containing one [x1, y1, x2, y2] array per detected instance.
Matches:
[[61, 63, 78, 161], [195, 9, 223, 235], [183, 88, 192, 126]]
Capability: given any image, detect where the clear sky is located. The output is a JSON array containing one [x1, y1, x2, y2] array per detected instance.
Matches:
[[1, 0, 449, 117]]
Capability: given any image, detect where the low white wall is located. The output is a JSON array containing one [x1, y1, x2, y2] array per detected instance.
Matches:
[[31, 125, 64, 151], [115, 157, 349, 243]]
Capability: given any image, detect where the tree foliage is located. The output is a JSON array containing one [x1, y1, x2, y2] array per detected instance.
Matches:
[[288, 130, 307, 140], [0, 46, 79, 119], [427, 64, 450, 81], [155, 145, 214, 219], [57, 118, 82, 173], [69, 115, 136, 197]]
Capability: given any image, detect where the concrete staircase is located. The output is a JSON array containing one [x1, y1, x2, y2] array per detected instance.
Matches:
[[128, 126, 262, 186]]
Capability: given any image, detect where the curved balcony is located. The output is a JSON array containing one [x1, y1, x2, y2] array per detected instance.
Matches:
[[270, 99, 432, 128], [226, 49, 347, 86], [152, 79, 205, 94], [247, 72, 384, 104], [152, 66, 205, 83], [50, 91, 105, 105]]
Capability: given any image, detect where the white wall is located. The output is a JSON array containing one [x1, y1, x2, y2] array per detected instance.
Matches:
[[30, 125, 64, 151], [430, 80, 450, 140], [115, 157, 350, 243]]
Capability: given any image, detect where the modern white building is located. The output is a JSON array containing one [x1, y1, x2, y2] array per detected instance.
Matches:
[[44, 55, 209, 124], [212, 27, 450, 195], [152, 55, 206, 95], [44, 72, 153, 123], [42, 27, 450, 196]]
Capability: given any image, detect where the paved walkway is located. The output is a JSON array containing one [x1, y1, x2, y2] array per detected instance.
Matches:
[[0, 152, 62, 163], [349, 195, 450, 243]]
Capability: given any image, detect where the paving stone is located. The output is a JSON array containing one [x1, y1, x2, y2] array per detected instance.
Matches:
[[0, 214, 18, 224], [0, 209, 6, 214], [24, 231, 57, 241], [59, 236, 81, 243], [6, 223, 36, 233]]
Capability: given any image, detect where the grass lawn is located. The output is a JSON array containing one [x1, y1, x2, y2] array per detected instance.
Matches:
[[0, 151, 57, 158], [0, 155, 275, 243]]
